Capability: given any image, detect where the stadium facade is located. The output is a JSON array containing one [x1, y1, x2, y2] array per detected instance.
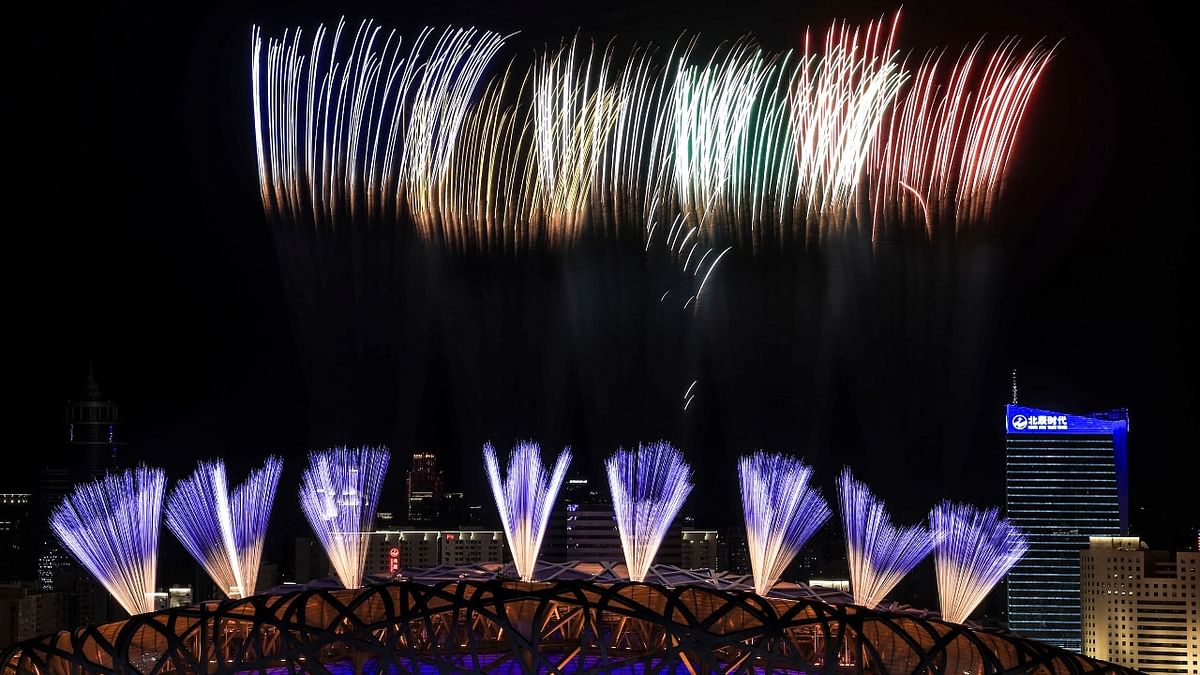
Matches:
[[3, 562, 1136, 674]]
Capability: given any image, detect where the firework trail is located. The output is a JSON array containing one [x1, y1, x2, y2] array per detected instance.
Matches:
[[606, 441, 694, 582], [931, 501, 1029, 623], [739, 452, 831, 595], [836, 468, 938, 609], [251, 19, 508, 228], [791, 16, 906, 242], [299, 446, 390, 588], [870, 39, 1056, 237], [49, 466, 167, 616], [252, 16, 1053, 248], [483, 441, 572, 582], [165, 457, 283, 599]]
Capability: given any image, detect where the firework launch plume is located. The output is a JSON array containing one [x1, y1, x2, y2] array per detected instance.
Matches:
[[49, 466, 167, 616], [165, 457, 283, 599], [299, 446, 390, 588], [931, 501, 1029, 623], [739, 452, 831, 595], [836, 468, 937, 609], [483, 441, 572, 582], [606, 441, 694, 582]]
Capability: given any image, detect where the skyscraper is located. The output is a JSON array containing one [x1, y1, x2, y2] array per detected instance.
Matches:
[[405, 453, 444, 523], [1005, 403, 1130, 651]]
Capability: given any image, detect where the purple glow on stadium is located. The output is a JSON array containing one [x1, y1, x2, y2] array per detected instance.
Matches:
[[49, 466, 167, 616], [606, 441, 694, 583], [299, 446, 390, 589], [483, 441, 572, 582], [931, 501, 1029, 624], [739, 452, 831, 595], [165, 457, 283, 598], [836, 468, 937, 609]]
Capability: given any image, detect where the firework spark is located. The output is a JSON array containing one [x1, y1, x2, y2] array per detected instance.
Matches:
[[252, 17, 1054, 251], [483, 441, 572, 582], [165, 457, 283, 599], [606, 441, 694, 582], [836, 468, 937, 609], [252, 20, 508, 227], [870, 39, 1056, 237], [931, 501, 1028, 623], [49, 466, 167, 616], [740, 452, 831, 595], [299, 446, 390, 588]]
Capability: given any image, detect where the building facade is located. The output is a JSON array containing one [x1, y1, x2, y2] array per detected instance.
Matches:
[[1005, 404, 1129, 651], [405, 453, 444, 523], [364, 530, 507, 576], [1081, 536, 1198, 674], [681, 530, 719, 570], [0, 495, 30, 583]]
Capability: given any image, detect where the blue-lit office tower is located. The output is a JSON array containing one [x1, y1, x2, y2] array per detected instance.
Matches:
[[1005, 404, 1129, 652]]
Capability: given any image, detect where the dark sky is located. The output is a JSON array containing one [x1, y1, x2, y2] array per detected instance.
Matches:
[[11, 0, 1195, 547]]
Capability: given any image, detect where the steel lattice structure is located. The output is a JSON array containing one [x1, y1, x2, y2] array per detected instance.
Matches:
[[3, 566, 1133, 675]]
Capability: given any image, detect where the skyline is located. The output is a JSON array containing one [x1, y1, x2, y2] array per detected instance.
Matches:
[[9, 0, 1194, 571]]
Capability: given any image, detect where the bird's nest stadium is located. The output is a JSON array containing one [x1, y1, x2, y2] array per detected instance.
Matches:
[[2, 562, 1134, 674]]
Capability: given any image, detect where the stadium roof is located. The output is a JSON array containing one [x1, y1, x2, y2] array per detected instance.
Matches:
[[3, 562, 1134, 674]]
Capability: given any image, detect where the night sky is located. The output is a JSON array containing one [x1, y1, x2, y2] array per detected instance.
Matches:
[[11, 0, 1195, 552]]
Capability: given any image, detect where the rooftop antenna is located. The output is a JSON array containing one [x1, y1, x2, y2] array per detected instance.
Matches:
[[1011, 369, 1019, 405]]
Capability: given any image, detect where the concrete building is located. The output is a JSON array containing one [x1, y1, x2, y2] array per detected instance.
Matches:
[[365, 530, 507, 576], [681, 530, 719, 570], [1081, 536, 1198, 674]]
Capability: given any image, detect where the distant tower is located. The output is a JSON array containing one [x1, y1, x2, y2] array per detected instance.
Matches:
[[65, 362, 120, 477], [405, 453, 444, 523], [36, 365, 121, 627]]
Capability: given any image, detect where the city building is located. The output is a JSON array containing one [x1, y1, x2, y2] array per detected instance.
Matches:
[[441, 530, 505, 566], [36, 365, 122, 630], [405, 453, 444, 523], [1081, 536, 1198, 674], [167, 587, 193, 609], [681, 530, 719, 570], [1005, 403, 1129, 651], [364, 530, 507, 576], [0, 586, 62, 647], [546, 476, 681, 566], [0, 495, 30, 582]]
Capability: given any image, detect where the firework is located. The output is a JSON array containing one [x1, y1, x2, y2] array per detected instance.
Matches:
[[931, 501, 1028, 623], [299, 446, 390, 588], [606, 441, 694, 582], [165, 457, 283, 599], [791, 16, 906, 241], [49, 466, 167, 616], [836, 468, 937, 609], [252, 17, 1054, 251], [739, 452, 831, 595], [483, 441, 572, 582], [252, 20, 508, 227], [870, 39, 1056, 237]]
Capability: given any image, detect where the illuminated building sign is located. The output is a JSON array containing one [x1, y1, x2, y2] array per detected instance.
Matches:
[[388, 546, 400, 574], [1005, 405, 1126, 435]]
